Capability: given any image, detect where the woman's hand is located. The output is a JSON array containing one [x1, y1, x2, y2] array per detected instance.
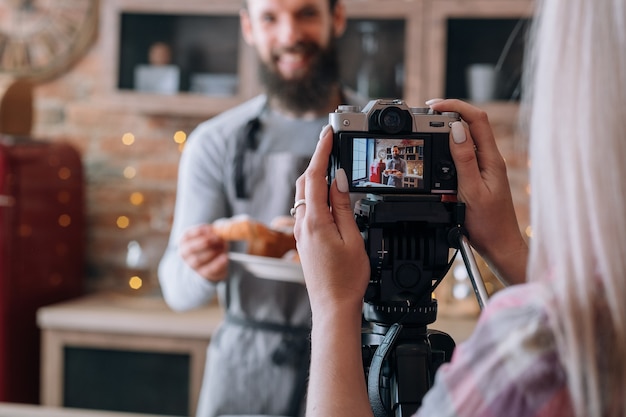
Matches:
[[293, 125, 370, 313], [428, 99, 528, 285], [294, 125, 374, 417]]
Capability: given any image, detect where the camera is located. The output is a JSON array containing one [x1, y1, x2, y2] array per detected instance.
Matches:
[[328, 99, 460, 194]]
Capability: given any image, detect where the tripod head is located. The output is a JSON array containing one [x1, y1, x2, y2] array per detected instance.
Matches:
[[355, 194, 487, 416], [356, 194, 465, 325]]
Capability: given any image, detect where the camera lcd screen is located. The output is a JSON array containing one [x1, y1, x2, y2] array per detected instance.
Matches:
[[339, 135, 429, 193]]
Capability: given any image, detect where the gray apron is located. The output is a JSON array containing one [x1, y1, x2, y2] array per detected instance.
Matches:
[[196, 153, 313, 417]]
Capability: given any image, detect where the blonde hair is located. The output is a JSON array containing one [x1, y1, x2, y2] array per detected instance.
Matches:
[[524, 0, 626, 416]]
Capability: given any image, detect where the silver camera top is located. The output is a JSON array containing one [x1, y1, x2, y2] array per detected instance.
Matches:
[[329, 99, 460, 134]]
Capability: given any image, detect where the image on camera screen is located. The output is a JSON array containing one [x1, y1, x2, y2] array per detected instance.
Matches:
[[351, 137, 425, 190]]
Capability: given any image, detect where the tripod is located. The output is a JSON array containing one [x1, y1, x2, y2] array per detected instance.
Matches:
[[354, 195, 489, 417]]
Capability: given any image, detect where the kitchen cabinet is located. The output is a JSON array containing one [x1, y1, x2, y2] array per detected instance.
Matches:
[[37, 292, 222, 416]]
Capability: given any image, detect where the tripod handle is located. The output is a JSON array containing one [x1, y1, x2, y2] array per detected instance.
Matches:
[[368, 323, 402, 417], [457, 234, 489, 309]]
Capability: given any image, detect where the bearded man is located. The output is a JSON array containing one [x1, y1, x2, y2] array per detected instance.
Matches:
[[158, 1, 366, 416]]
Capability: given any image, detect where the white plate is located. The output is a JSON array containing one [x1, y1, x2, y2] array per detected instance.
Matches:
[[228, 252, 304, 284]]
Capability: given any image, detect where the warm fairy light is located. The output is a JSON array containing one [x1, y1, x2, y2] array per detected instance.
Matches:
[[122, 133, 135, 145], [123, 166, 137, 179], [58, 214, 71, 227], [117, 216, 130, 229], [525, 225, 533, 238], [58, 167, 71, 180], [129, 276, 143, 290], [130, 192, 144, 206], [173, 130, 187, 144]]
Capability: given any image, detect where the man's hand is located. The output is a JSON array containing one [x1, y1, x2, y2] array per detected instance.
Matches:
[[178, 224, 229, 282]]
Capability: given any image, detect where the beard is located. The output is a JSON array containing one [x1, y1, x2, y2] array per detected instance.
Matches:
[[259, 37, 341, 115]]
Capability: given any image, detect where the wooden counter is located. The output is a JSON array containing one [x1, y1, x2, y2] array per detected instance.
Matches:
[[37, 291, 477, 416], [0, 403, 179, 417]]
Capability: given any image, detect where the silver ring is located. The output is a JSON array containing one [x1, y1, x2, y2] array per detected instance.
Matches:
[[290, 199, 306, 217]]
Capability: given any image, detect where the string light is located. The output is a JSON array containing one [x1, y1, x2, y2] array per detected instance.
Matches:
[[118, 129, 183, 290], [173, 130, 187, 144], [129, 276, 143, 290], [58, 214, 72, 227], [122, 133, 135, 146], [123, 166, 136, 179], [173, 130, 187, 152], [130, 192, 144, 206], [58, 167, 71, 180], [117, 216, 130, 229]]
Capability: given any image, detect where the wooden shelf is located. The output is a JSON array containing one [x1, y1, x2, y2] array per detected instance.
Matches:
[[100, 0, 260, 117], [98, 0, 532, 116]]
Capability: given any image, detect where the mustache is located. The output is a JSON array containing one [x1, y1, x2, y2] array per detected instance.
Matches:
[[272, 41, 319, 57]]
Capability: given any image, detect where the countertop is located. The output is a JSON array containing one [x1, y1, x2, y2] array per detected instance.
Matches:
[[37, 291, 477, 343], [37, 291, 221, 339], [0, 403, 179, 417]]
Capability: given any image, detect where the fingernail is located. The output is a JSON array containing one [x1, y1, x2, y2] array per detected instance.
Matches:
[[451, 121, 466, 144], [335, 168, 349, 193], [425, 98, 444, 106], [319, 124, 331, 140]]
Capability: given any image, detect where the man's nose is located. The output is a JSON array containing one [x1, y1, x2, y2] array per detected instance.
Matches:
[[276, 16, 303, 45]]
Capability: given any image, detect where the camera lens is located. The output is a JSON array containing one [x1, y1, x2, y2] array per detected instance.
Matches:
[[378, 107, 405, 134]]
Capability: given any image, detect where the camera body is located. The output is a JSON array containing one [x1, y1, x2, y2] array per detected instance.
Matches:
[[329, 99, 460, 194]]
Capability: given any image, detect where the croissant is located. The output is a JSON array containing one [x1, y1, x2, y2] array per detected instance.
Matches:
[[213, 215, 296, 258]]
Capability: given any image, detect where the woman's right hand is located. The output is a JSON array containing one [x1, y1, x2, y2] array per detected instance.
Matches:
[[428, 99, 528, 285], [294, 125, 374, 417], [293, 125, 371, 313]]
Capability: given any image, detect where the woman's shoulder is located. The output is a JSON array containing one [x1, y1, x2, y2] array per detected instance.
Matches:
[[417, 283, 568, 417], [483, 282, 550, 316], [470, 282, 557, 356]]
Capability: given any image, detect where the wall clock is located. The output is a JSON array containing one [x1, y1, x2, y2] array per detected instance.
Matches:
[[0, 0, 98, 80]]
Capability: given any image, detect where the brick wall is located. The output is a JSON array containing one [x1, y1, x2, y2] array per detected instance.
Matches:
[[32, 36, 208, 293]]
